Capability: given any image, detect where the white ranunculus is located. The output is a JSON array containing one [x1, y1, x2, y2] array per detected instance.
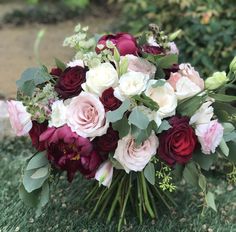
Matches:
[[114, 71, 149, 101], [175, 76, 202, 100], [190, 101, 214, 125], [82, 62, 118, 96], [67, 59, 84, 67], [114, 133, 159, 173], [95, 161, 113, 188], [145, 80, 177, 119], [124, 54, 156, 78], [49, 100, 67, 128]]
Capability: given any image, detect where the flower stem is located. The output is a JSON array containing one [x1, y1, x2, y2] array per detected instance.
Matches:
[[140, 172, 155, 218], [146, 183, 158, 218], [118, 174, 132, 232], [84, 184, 99, 203], [137, 174, 143, 224], [153, 186, 171, 210], [106, 175, 125, 224]]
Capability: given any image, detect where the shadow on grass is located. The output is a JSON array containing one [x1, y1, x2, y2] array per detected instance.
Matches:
[[0, 138, 235, 232]]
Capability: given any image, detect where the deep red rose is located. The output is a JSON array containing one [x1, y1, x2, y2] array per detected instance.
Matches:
[[29, 121, 48, 151], [94, 126, 119, 157], [158, 116, 197, 166], [55, 66, 86, 99], [140, 44, 164, 55], [39, 125, 101, 182], [96, 33, 138, 56], [50, 67, 63, 77], [100, 88, 122, 112]]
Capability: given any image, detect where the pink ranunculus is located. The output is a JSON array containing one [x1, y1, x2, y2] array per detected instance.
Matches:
[[67, 92, 108, 138], [167, 72, 182, 90], [195, 120, 224, 154], [125, 54, 156, 78], [7, 100, 32, 136]]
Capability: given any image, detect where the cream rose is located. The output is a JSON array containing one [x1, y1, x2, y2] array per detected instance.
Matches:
[[114, 133, 159, 173], [145, 80, 177, 119], [114, 71, 149, 101], [67, 92, 108, 138], [82, 62, 118, 96], [49, 100, 67, 128], [124, 54, 156, 78], [7, 100, 32, 136]]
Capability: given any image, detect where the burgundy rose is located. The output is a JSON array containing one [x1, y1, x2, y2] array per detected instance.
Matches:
[[158, 116, 197, 166], [94, 126, 119, 157], [29, 121, 48, 151], [96, 33, 138, 56], [55, 66, 86, 99], [50, 67, 63, 77], [40, 125, 101, 182], [100, 87, 122, 112]]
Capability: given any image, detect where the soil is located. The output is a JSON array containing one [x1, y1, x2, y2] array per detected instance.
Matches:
[[0, 2, 119, 98]]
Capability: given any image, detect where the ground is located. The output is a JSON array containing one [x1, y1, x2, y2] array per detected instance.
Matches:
[[0, 2, 118, 98]]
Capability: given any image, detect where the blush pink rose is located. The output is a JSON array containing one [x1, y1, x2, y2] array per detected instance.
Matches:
[[7, 100, 32, 136], [124, 54, 156, 78], [195, 120, 224, 154], [114, 133, 159, 173], [67, 92, 108, 138]]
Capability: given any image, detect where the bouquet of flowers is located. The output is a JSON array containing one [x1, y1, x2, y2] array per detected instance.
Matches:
[[8, 24, 236, 231]]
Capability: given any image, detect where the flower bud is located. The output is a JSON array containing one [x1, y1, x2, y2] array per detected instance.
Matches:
[[205, 71, 228, 90], [229, 56, 236, 72]]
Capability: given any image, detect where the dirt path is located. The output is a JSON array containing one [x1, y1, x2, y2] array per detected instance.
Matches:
[[0, 3, 119, 98]]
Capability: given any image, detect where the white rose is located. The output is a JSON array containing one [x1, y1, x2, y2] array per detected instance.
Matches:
[[114, 71, 149, 101], [145, 80, 177, 119], [67, 59, 84, 68], [114, 133, 159, 173], [82, 62, 118, 96], [124, 54, 156, 78], [190, 101, 214, 125], [95, 161, 113, 188], [67, 92, 108, 138], [49, 100, 67, 128]]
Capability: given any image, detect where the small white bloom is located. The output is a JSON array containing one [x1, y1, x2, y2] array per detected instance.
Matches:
[[95, 161, 113, 188], [175, 76, 202, 100], [166, 42, 179, 55], [82, 62, 118, 96], [124, 54, 156, 78], [67, 59, 84, 68], [147, 36, 159, 47], [145, 80, 177, 119], [49, 100, 67, 128], [114, 133, 159, 173], [114, 71, 149, 101], [190, 101, 214, 125]]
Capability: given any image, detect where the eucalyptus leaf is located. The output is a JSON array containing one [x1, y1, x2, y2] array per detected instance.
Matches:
[[219, 139, 229, 157], [19, 184, 41, 207], [209, 93, 236, 103], [151, 79, 166, 88], [193, 150, 216, 171], [107, 99, 130, 123], [228, 141, 236, 163], [128, 107, 149, 130], [31, 166, 49, 179], [183, 162, 199, 187], [144, 163, 155, 185], [112, 116, 130, 138], [198, 174, 206, 192], [26, 152, 48, 171], [156, 120, 172, 134], [205, 192, 217, 212], [156, 54, 178, 68]]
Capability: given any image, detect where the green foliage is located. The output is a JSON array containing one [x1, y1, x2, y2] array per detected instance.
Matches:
[[117, 0, 236, 76], [144, 162, 155, 185]]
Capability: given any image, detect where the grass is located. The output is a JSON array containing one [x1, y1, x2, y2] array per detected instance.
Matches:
[[0, 138, 236, 232]]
